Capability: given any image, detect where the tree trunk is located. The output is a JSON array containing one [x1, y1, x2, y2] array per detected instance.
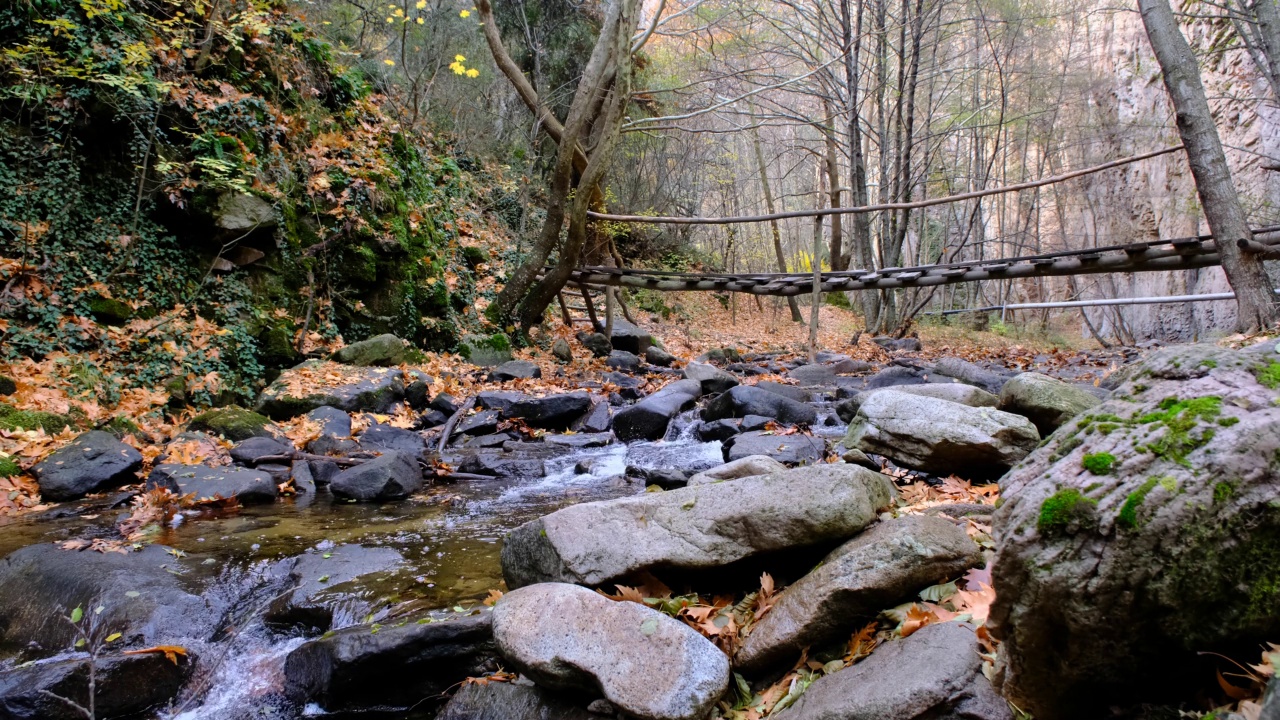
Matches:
[[840, 0, 878, 326], [1139, 0, 1278, 331], [750, 118, 804, 322]]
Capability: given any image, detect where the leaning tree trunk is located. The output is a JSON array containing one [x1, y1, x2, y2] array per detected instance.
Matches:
[[1139, 0, 1278, 331]]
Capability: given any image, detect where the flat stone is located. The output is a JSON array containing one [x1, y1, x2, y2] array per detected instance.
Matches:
[[476, 390, 529, 413], [735, 515, 983, 672], [701, 385, 817, 425], [683, 362, 739, 394], [546, 433, 615, 449], [613, 380, 702, 442], [505, 393, 592, 429], [493, 360, 542, 381], [329, 451, 421, 501], [457, 452, 546, 478], [147, 464, 278, 503], [789, 364, 837, 386], [458, 410, 501, 437], [264, 544, 404, 632], [754, 381, 812, 403], [492, 583, 728, 720], [33, 431, 143, 501], [687, 455, 786, 486], [357, 424, 426, 458], [725, 431, 825, 464], [501, 464, 893, 588], [256, 361, 405, 420]]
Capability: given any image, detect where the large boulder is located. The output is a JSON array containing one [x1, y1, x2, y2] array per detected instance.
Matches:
[[735, 515, 982, 673], [501, 464, 894, 589], [683, 362, 739, 394], [32, 431, 143, 501], [505, 393, 592, 430], [438, 681, 597, 720], [613, 380, 702, 442], [147, 464, 278, 503], [188, 405, 278, 441], [755, 381, 812, 403], [933, 357, 1010, 395], [491, 583, 728, 720], [844, 390, 1039, 478], [356, 424, 426, 459], [724, 431, 824, 465], [836, 384, 999, 422], [997, 371, 1102, 435], [701, 385, 817, 425], [607, 318, 654, 355], [990, 343, 1280, 718], [0, 651, 193, 720], [264, 544, 404, 632], [284, 614, 498, 712], [331, 333, 408, 366], [329, 451, 421, 501], [778, 622, 1012, 720], [492, 360, 542, 381], [214, 191, 276, 230], [256, 361, 406, 419], [788, 364, 837, 386]]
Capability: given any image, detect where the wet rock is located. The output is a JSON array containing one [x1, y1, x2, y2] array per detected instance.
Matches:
[[552, 339, 574, 363], [493, 360, 542, 381], [780, 622, 1011, 720], [32, 431, 143, 501], [645, 467, 687, 489], [476, 390, 529, 413], [418, 409, 450, 429], [933, 357, 1010, 395], [188, 405, 278, 441], [546, 433, 614, 449], [836, 384, 999, 422], [257, 463, 292, 484], [309, 457, 341, 486], [697, 418, 741, 442], [754, 381, 812, 403], [613, 380, 702, 442], [789, 364, 837, 386], [332, 333, 408, 367], [687, 455, 786, 486], [357, 424, 426, 459], [863, 365, 925, 390], [265, 545, 404, 632], [997, 371, 1102, 435], [683, 362, 739, 394], [574, 400, 612, 434], [582, 333, 612, 358], [284, 614, 498, 712], [492, 583, 728, 720], [256, 361, 406, 419], [438, 680, 598, 720], [607, 318, 654, 356], [501, 464, 894, 588], [646, 346, 677, 367], [465, 434, 514, 449], [458, 452, 546, 478], [147, 464, 278, 503], [724, 431, 824, 465], [0, 543, 213, 657], [0, 650, 193, 720], [833, 358, 874, 375], [430, 394, 460, 415], [844, 390, 1039, 478], [291, 459, 316, 494], [740, 414, 771, 431], [735, 516, 982, 673], [329, 451, 421, 501], [230, 435, 293, 466], [606, 350, 642, 372], [505, 393, 592, 430], [990, 343, 1280, 718], [701, 386, 817, 425], [458, 410, 501, 437]]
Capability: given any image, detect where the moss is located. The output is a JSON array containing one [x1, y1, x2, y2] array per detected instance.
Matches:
[[1118, 477, 1163, 529], [101, 416, 140, 438], [1038, 488, 1098, 534], [0, 403, 74, 434], [188, 406, 275, 441], [1213, 481, 1236, 505], [86, 295, 133, 325], [1082, 452, 1117, 475], [1202, 359, 1218, 369], [1257, 361, 1280, 390], [1095, 423, 1119, 435], [0, 375, 14, 396], [1139, 396, 1222, 467], [0, 455, 19, 478]]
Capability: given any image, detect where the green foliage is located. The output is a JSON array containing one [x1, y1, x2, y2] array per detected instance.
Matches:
[[0, 454, 19, 478], [1081, 452, 1116, 475], [1038, 488, 1097, 534]]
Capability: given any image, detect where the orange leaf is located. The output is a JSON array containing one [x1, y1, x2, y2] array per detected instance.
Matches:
[[124, 645, 188, 665]]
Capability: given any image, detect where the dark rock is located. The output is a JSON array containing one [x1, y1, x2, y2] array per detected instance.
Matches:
[[405, 377, 432, 409], [546, 433, 614, 449], [607, 318, 654, 355], [613, 380, 702, 442], [230, 436, 293, 466], [700, 385, 817, 425], [430, 393, 460, 415], [683, 362, 739, 394], [331, 333, 408, 366], [725, 431, 825, 465], [291, 459, 316, 494], [309, 457, 340, 486], [438, 680, 597, 720], [465, 434, 513, 449], [603, 371, 646, 400], [735, 516, 983, 672], [697, 419, 741, 442], [645, 467, 688, 489], [32, 431, 143, 501], [863, 365, 925, 390], [582, 333, 612, 358], [188, 405, 278, 441], [493, 360, 542, 381], [476, 390, 529, 413], [357, 424, 426, 459], [646, 346, 677, 367], [781, 622, 1011, 720], [0, 650, 192, 720], [506, 393, 592, 430], [605, 350, 642, 372], [457, 452, 546, 478], [329, 451, 421, 501], [457, 410, 501, 437], [284, 614, 498, 713], [265, 545, 403, 632], [789, 364, 837, 386], [740, 415, 771, 432], [0, 375, 15, 395], [552, 339, 574, 363], [754, 381, 812, 403], [147, 464, 278, 503], [501, 464, 893, 588], [256, 361, 406, 420], [87, 294, 133, 325], [257, 463, 292, 484], [574, 399, 612, 434], [418, 409, 449, 428], [308, 406, 352, 437], [492, 583, 727, 720], [933, 357, 1009, 395]]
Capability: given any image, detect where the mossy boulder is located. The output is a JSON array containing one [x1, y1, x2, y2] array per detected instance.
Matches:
[[0, 403, 73, 434], [331, 334, 408, 367], [188, 406, 278, 441], [990, 342, 1280, 718], [86, 295, 133, 326], [458, 334, 512, 367], [0, 375, 15, 396], [998, 371, 1103, 435], [255, 360, 406, 419]]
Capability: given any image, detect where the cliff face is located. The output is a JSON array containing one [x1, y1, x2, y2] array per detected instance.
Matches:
[[1065, 8, 1280, 341]]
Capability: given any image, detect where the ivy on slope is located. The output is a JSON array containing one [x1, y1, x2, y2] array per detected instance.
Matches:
[[0, 0, 501, 410]]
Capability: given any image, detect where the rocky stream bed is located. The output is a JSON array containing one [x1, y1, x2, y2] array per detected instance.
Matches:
[[2, 328, 1280, 720]]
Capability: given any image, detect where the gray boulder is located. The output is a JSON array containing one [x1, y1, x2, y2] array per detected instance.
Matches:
[[608, 318, 654, 355], [552, 338, 573, 363], [460, 334, 514, 367], [501, 464, 894, 588], [990, 343, 1280, 718], [284, 614, 498, 712], [331, 333, 408, 366], [214, 191, 276, 230], [863, 365, 925, 390], [997, 371, 1102, 435], [933, 357, 1009, 395], [438, 681, 597, 720], [755, 381, 812, 403], [778, 622, 1011, 720], [265, 545, 404, 632], [646, 346, 677, 367], [256, 361, 405, 419], [789, 364, 836, 386], [147, 464, 278, 503], [836, 384, 999, 422], [844, 390, 1039, 478], [683, 361, 739, 394], [701, 385, 817, 425], [697, 418, 741, 442], [574, 399, 612, 434], [613, 380, 701, 442], [725, 431, 824, 465], [606, 350, 642, 372], [230, 435, 294, 466], [357, 424, 426, 459], [329, 451, 421, 501], [476, 390, 528, 413], [492, 583, 728, 720], [735, 515, 982, 673], [581, 333, 612, 358], [493, 360, 542, 381], [33, 430, 143, 501], [505, 393, 592, 429], [687, 455, 787, 485]]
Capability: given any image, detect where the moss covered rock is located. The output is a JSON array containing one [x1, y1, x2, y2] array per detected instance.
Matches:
[[458, 334, 512, 367], [0, 375, 15, 396], [86, 295, 133, 326], [990, 342, 1280, 718], [331, 334, 408, 367], [188, 406, 278, 441], [0, 455, 20, 478], [0, 404, 73, 434]]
